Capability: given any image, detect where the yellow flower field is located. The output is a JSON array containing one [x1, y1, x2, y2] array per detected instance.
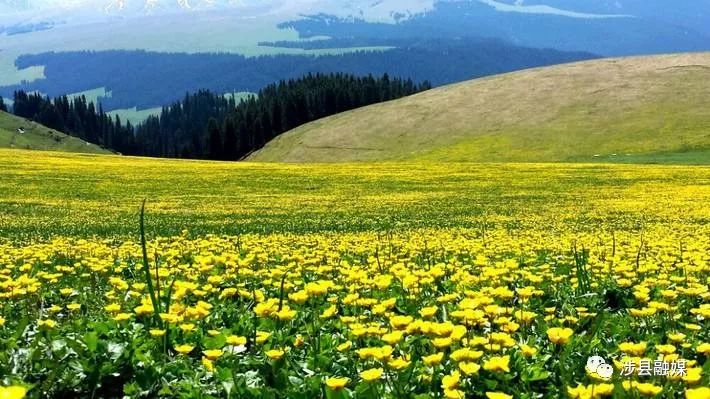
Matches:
[[0, 150, 708, 398]]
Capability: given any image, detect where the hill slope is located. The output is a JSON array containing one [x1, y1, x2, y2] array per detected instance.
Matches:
[[249, 53, 710, 164], [0, 111, 110, 154]]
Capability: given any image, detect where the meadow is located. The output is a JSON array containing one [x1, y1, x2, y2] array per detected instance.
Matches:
[[250, 54, 710, 164], [0, 114, 110, 155], [0, 149, 708, 398]]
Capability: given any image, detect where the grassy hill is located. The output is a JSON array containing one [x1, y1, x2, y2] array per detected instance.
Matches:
[[0, 111, 110, 154], [250, 53, 710, 164]]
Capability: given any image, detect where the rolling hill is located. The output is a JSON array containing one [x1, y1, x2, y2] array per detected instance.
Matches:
[[249, 52, 710, 164], [0, 111, 111, 154]]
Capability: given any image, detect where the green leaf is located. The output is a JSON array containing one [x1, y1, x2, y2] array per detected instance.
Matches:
[[222, 380, 235, 398], [483, 378, 498, 390], [108, 342, 126, 360], [84, 332, 99, 352], [521, 365, 550, 382], [325, 388, 349, 399]]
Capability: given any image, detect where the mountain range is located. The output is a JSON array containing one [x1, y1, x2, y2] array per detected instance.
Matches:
[[0, 0, 432, 23], [1, 0, 709, 119], [3, 0, 708, 28]]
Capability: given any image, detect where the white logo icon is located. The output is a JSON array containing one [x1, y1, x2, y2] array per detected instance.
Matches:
[[586, 356, 613, 380]]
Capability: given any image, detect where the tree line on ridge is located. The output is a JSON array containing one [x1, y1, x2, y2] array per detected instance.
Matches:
[[3, 73, 430, 159]]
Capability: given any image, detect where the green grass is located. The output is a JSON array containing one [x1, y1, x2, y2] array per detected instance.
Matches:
[[572, 150, 710, 164], [250, 53, 710, 164], [67, 87, 111, 104], [1, 148, 708, 238], [104, 92, 255, 125], [0, 111, 112, 154], [107, 107, 162, 125], [0, 50, 45, 86]]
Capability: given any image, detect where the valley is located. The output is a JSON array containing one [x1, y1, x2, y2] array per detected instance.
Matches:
[[0, 149, 708, 398], [0, 2, 708, 398]]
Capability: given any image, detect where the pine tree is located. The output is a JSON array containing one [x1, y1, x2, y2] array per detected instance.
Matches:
[[222, 117, 238, 160], [37, 102, 64, 131], [206, 118, 222, 159], [0, 96, 7, 112]]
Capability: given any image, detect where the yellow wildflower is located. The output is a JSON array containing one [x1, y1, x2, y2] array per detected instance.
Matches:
[[66, 303, 81, 312], [686, 387, 710, 399], [483, 355, 510, 373], [226, 335, 247, 346], [459, 362, 480, 375], [546, 327, 574, 345], [256, 331, 271, 344], [441, 371, 460, 390], [444, 389, 465, 399], [423, 352, 444, 366], [618, 342, 647, 356], [149, 329, 166, 337], [265, 349, 285, 360], [360, 368, 384, 382], [337, 341, 352, 352], [324, 377, 349, 390], [520, 344, 538, 357], [202, 349, 223, 360], [201, 357, 214, 372], [486, 393, 512, 399], [175, 344, 194, 355], [388, 357, 411, 370], [38, 319, 57, 329], [0, 386, 27, 399]]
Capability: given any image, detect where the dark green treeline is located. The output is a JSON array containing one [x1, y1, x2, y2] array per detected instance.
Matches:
[[8, 73, 430, 159]]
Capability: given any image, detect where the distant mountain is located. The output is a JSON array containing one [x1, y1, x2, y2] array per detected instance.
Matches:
[[1, 0, 708, 116], [1, 0, 280, 15], [280, 1, 710, 56], [3, 1, 703, 57], [505, 0, 710, 36], [0, 39, 597, 110], [3, 0, 708, 34], [0, 0, 433, 22]]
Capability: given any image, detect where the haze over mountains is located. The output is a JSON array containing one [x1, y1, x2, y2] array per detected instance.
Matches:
[[2, 0, 708, 29], [0, 0, 433, 28]]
